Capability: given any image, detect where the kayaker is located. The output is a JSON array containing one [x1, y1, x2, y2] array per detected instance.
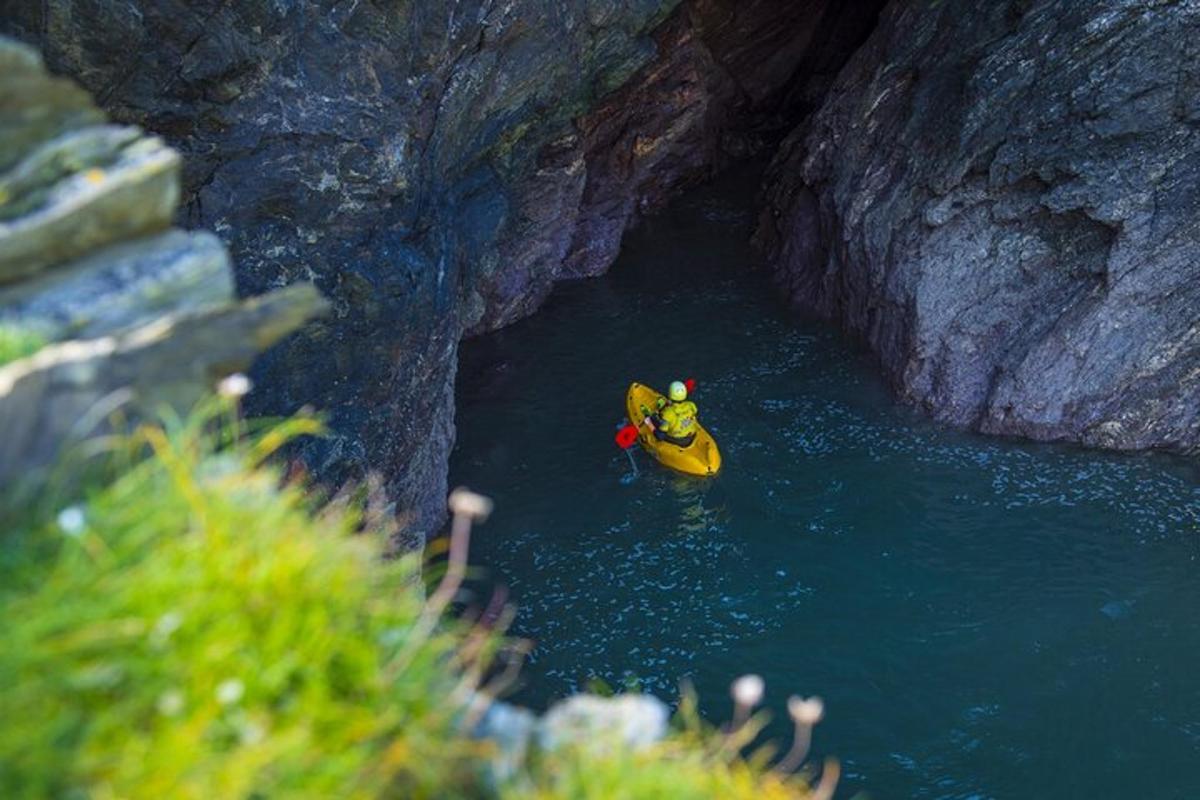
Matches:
[[650, 380, 698, 447]]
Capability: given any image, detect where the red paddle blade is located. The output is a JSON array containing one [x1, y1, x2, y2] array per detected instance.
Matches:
[[684, 378, 696, 393], [615, 424, 639, 449]]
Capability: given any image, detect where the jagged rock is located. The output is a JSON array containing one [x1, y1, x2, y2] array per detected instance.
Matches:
[[0, 283, 327, 487], [0, 230, 230, 341], [0, 35, 327, 492], [0, 133, 179, 282], [1, 1, 881, 541], [0, 37, 103, 172], [554, 1, 883, 285], [0, 36, 180, 282], [759, 0, 1200, 451]]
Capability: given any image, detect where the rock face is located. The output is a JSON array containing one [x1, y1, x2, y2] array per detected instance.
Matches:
[[1, 1, 881, 539], [0, 36, 325, 490], [759, 0, 1200, 452]]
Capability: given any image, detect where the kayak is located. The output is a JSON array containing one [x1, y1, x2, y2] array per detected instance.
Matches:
[[625, 382, 722, 477]]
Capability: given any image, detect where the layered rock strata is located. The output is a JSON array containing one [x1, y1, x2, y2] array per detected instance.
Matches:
[[0, 36, 325, 490]]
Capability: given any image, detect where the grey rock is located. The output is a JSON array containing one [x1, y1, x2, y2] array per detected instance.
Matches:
[[0, 37, 179, 282], [0, 37, 103, 172], [0, 133, 179, 283], [0, 35, 326, 495], [0, 229, 231, 341], [759, 0, 1200, 452], [0, 283, 328, 489]]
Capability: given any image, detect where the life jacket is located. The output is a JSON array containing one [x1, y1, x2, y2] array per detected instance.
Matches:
[[659, 400, 698, 438]]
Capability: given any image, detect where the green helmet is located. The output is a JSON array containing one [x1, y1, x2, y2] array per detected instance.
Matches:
[[668, 381, 688, 402]]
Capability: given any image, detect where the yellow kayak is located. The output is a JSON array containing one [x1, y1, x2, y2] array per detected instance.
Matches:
[[625, 382, 722, 477]]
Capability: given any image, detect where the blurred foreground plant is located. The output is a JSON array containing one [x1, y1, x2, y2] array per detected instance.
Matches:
[[0, 398, 496, 799]]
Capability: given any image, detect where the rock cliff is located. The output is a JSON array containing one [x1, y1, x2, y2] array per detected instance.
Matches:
[[0, 36, 325, 490], [758, 0, 1200, 451], [2, 0, 880, 540]]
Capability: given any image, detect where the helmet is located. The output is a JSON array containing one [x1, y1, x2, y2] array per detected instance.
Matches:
[[668, 381, 688, 402]]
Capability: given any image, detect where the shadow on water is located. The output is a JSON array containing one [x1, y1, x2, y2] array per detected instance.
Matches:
[[451, 166, 1200, 799]]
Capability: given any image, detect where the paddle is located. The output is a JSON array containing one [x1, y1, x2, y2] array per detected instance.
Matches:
[[615, 424, 639, 449]]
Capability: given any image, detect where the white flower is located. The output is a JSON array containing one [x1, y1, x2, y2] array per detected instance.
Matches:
[[447, 487, 494, 521], [151, 611, 183, 646], [157, 689, 185, 717], [731, 674, 765, 708], [216, 678, 245, 705], [239, 719, 266, 745], [788, 695, 825, 726], [217, 373, 253, 398], [56, 506, 86, 537]]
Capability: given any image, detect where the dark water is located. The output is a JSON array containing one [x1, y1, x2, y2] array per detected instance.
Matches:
[[450, 169, 1200, 799]]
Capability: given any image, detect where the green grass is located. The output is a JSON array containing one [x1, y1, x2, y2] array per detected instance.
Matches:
[[0, 323, 46, 367], [0, 405, 493, 799], [0, 400, 822, 799]]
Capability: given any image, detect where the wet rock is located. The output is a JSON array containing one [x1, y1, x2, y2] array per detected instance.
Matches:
[[759, 0, 1200, 452]]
